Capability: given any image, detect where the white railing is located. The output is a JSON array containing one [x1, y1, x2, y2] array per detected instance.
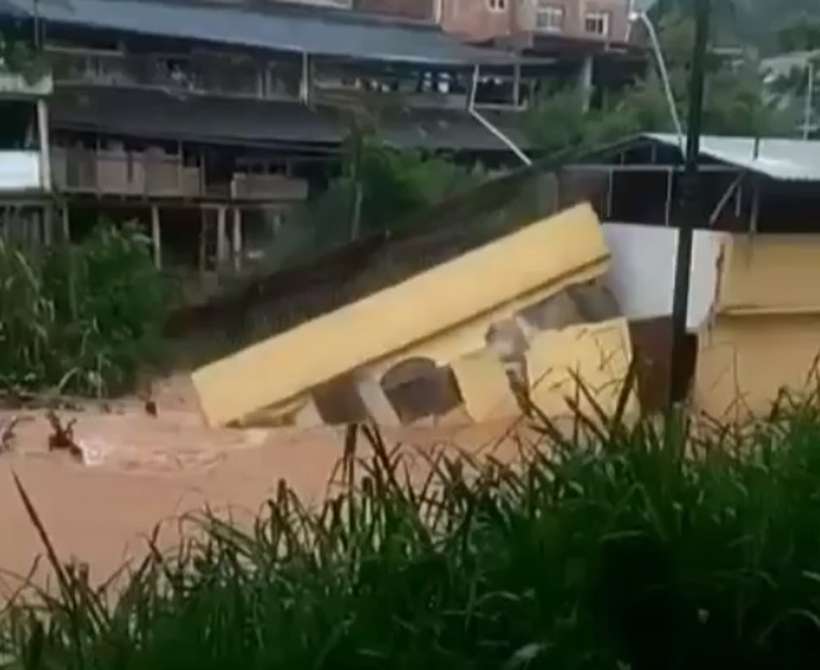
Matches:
[[0, 151, 43, 191]]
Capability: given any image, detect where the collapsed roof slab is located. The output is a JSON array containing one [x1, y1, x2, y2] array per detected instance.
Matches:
[[192, 203, 611, 427]]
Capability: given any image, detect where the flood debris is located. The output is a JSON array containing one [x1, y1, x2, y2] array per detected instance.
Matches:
[[1, 415, 27, 452], [46, 411, 83, 460]]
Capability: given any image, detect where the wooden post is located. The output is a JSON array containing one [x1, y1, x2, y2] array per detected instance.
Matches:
[[216, 205, 228, 267], [61, 204, 70, 242], [578, 55, 594, 112], [37, 99, 52, 193], [42, 204, 53, 246], [232, 207, 242, 273], [198, 207, 207, 274], [151, 205, 162, 270]]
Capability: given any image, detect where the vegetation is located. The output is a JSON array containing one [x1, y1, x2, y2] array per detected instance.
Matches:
[[4, 391, 820, 668], [0, 33, 50, 85], [0, 224, 169, 397], [525, 7, 796, 152], [263, 134, 483, 272]]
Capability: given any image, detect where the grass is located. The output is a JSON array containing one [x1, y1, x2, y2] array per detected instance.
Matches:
[[3, 393, 820, 669], [0, 223, 169, 398]]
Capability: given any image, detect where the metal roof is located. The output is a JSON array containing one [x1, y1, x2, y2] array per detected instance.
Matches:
[[646, 133, 820, 182], [50, 86, 530, 152], [1, 0, 527, 66]]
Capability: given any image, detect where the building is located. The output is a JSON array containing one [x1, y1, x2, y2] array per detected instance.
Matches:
[[440, 0, 641, 111], [0, 0, 543, 283], [560, 132, 820, 415], [0, 55, 53, 247]]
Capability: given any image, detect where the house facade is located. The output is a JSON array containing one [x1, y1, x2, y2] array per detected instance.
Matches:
[[1, 0, 545, 281], [439, 0, 632, 47], [0, 0, 643, 284]]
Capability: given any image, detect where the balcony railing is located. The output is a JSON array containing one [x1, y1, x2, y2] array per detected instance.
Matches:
[[0, 71, 53, 96], [51, 147, 308, 201], [0, 151, 44, 191], [49, 49, 301, 101]]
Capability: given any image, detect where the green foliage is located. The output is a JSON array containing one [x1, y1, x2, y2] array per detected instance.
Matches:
[[525, 9, 792, 151], [0, 33, 50, 85], [6, 396, 820, 668], [278, 135, 483, 268], [0, 224, 168, 397], [353, 137, 482, 236], [778, 18, 820, 52]]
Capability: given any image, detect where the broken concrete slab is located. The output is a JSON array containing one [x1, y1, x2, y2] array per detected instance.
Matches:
[[451, 350, 520, 423], [526, 318, 637, 421]]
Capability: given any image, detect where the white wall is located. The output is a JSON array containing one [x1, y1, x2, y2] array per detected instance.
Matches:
[[603, 222, 724, 331], [0, 151, 42, 191]]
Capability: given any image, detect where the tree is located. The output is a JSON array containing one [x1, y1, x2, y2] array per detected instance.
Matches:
[[524, 7, 791, 152]]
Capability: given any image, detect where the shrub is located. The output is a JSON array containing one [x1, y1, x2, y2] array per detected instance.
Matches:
[[0, 223, 169, 397]]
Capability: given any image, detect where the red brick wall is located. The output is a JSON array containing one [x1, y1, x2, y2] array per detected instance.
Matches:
[[440, 0, 630, 44], [441, 0, 515, 42], [519, 0, 631, 43]]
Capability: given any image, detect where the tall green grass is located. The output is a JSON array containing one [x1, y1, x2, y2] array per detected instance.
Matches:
[[0, 224, 168, 397], [3, 397, 820, 669]]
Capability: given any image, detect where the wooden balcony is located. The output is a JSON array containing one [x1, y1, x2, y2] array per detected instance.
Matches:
[[51, 147, 308, 202]]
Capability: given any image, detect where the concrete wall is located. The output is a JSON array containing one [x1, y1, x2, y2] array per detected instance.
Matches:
[[441, 0, 515, 42], [603, 223, 723, 332], [443, 0, 631, 44]]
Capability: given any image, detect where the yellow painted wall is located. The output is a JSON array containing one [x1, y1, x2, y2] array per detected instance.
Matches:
[[695, 234, 820, 420], [451, 350, 521, 423], [193, 204, 610, 426], [526, 318, 636, 420], [718, 235, 820, 314]]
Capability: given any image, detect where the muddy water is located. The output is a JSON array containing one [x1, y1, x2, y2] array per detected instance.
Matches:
[[0, 377, 523, 592]]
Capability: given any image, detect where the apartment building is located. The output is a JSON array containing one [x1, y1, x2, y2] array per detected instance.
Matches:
[[0, 61, 53, 248], [0, 0, 538, 281], [438, 0, 631, 47]]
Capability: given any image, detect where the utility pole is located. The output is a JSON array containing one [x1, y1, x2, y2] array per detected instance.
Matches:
[[805, 59, 815, 141], [668, 0, 710, 406]]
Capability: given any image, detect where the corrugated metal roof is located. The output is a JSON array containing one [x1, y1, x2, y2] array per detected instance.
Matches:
[[50, 86, 530, 152], [646, 133, 820, 182], [2, 0, 526, 65]]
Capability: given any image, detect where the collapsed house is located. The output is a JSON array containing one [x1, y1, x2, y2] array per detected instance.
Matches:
[[192, 203, 638, 428]]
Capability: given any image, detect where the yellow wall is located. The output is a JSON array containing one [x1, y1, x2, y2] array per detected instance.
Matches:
[[527, 318, 636, 421], [193, 204, 610, 427], [696, 234, 820, 420]]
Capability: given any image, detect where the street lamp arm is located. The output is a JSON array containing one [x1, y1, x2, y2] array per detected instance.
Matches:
[[630, 11, 685, 151]]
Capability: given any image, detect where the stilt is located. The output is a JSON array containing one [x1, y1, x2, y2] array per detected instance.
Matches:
[[61, 204, 70, 242], [151, 205, 161, 270], [42, 204, 53, 246], [232, 207, 242, 273], [216, 205, 228, 267], [37, 99, 51, 193], [198, 208, 207, 274]]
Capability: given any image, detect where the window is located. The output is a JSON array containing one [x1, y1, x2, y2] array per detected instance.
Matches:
[[536, 2, 564, 32], [488, 0, 507, 11], [584, 10, 610, 36]]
